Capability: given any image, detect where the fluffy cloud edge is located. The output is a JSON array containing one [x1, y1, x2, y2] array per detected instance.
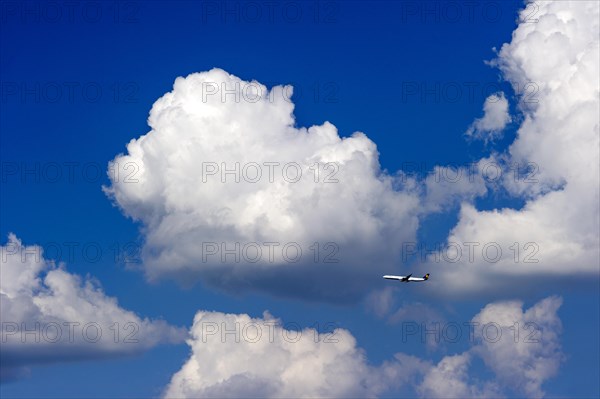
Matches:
[[0, 234, 186, 380]]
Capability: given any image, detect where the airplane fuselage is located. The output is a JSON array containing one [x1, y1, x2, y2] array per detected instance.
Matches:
[[383, 274, 430, 282]]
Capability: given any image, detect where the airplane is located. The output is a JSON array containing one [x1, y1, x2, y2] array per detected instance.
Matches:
[[383, 273, 430, 282]]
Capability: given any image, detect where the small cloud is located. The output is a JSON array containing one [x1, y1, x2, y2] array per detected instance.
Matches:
[[466, 92, 511, 143], [364, 286, 397, 318], [416, 296, 564, 398], [388, 302, 444, 326]]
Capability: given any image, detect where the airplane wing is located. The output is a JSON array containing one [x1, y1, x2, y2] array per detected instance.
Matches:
[[383, 274, 412, 282], [383, 275, 405, 281]]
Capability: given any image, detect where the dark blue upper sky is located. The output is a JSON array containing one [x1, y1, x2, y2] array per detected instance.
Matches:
[[1, 1, 598, 398]]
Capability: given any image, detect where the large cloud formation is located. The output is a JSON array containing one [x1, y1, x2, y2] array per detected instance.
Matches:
[[164, 296, 563, 398], [430, 0, 599, 296], [106, 0, 598, 301], [0, 234, 185, 381], [105, 68, 421, 301], [164, 311, 426, 398]]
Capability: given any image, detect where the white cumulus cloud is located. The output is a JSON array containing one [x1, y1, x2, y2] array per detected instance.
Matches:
[[0, 234, 185, 380], [416, 296, 563, 399], [163, 310, 428, 398], [105, 68, 421, 302], [471, 296, 564, 398], [416, 352, 503, 399], [165, 296, 563, 398]]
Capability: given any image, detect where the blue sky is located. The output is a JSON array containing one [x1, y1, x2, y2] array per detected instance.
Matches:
[[1, 1, 599, 398]]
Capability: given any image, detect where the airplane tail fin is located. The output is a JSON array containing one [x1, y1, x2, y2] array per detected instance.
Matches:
[[423, 273, 430, 280]]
